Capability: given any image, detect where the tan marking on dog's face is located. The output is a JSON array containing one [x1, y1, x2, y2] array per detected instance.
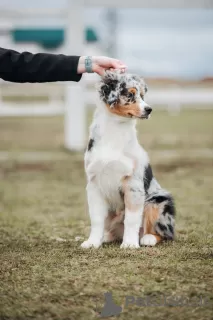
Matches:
[[106, 103, 142, 118], [128, 87, 137, 95]]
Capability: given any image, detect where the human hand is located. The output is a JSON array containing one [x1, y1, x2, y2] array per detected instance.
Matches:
[[77, 56, 127, 76]]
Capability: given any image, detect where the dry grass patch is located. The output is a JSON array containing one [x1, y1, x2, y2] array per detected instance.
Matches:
[[0, 110, 213, 319]]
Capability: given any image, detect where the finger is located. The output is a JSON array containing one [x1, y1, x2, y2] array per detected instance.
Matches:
[[93, 65, 105, 76], [111, 59, 127, 69], [108, 67, 125, 74]]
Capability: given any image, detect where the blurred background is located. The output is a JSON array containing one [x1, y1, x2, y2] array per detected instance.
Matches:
[[0, 2, 213, 319], [0, 0, 213, 195], [0, 1, 213, 138]]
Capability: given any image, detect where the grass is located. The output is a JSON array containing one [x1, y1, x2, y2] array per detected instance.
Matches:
[[0, 109, 213, 319], [0, 109, 213, 152]]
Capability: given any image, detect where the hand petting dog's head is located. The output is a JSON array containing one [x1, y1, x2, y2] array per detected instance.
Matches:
[[98, 70, 152, 119]]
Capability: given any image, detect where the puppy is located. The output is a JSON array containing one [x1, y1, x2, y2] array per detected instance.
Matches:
[[81, 71, 175, 249]]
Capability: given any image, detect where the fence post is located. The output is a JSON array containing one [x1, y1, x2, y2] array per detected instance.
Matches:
[[64, 0, 86, 151]]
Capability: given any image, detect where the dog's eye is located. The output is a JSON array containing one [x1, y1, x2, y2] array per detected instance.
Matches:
[[141, 94, 144, 100], [128, 92, 134, 98]]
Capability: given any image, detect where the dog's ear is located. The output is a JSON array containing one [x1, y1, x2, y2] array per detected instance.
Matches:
[[96, 82, 114, 106], [100, 84, 111, 103], [97, 73, 120, 106]]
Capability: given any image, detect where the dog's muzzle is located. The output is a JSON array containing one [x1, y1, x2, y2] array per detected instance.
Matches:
[[140, 106, 152, 119], [144, 106, 152, 115]]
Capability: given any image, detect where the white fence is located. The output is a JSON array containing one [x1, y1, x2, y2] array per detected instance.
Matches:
[[1, 0, 213, 150], [1, 79, 213, 153], [1, 81, 213, 117]]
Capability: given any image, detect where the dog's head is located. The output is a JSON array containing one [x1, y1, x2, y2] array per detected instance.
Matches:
[[97, 71, 152, 119]]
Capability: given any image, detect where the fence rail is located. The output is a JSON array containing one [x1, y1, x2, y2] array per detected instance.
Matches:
[[0, 82, 213, 117]]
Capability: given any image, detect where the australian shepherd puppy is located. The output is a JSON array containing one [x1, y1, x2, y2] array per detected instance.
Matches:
[[81, 71, 175, 249]]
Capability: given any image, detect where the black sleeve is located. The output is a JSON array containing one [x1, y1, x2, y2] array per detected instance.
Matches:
[[0, 47, 82, 83]]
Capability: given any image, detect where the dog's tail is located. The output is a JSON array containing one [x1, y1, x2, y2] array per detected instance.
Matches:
[[145, 192, 176, 240]]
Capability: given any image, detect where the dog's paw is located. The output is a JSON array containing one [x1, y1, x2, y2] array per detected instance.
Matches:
[[81, 239, 102, 249], [140, 234, 157, 246], [120, 241, 140, 249]]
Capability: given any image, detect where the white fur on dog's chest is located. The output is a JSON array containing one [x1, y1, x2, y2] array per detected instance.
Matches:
[[85, 139, 134, 209], [85, 110, 138, 208]]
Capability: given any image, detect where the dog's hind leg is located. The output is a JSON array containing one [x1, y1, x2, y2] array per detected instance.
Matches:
[[140, 204, 162, 246], [103, 211, 124, 243]]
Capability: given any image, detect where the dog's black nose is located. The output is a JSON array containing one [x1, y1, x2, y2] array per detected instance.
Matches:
[[145, 106, 152, 114]]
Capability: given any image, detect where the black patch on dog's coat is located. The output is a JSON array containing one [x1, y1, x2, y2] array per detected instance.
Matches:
[[155, 221, 174, 240], [157, 223, 167, 231], [144, 164, 153, 193], [162, 202, 176, 216], [152, 195, 175, 240], [119, 188, 124, 201], [148, 194, 175, 217], [149, 195, 168, 203], [88, 139, 94, 151], [100, 79, 118, 103], [120, 82, 127, 94], [168, 224, 174, 234]]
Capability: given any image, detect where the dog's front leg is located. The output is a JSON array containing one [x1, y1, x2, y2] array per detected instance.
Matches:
[[81, 182, 108, 249], [121, 180, 144, 249]]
